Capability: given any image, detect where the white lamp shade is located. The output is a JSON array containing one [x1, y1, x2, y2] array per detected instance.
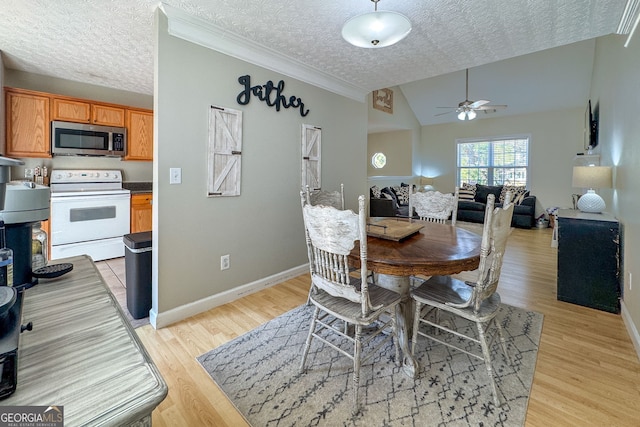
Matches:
[[572, 166, 612, 189], [342, 11, 411, 48]]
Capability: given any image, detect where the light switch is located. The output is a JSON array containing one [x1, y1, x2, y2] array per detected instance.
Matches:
[[169, 167, 182, 184]]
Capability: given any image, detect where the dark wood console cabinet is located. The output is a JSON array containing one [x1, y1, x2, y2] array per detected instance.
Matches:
[[557, 210, 620, 313]]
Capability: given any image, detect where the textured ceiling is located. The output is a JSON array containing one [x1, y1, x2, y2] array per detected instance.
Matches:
[[0, 0, 633, 125]]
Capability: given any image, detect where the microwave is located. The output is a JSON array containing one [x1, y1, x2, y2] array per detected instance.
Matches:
[[51, 121, 126, 157]]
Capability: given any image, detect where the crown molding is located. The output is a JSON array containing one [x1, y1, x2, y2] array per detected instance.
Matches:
[[160, 3, 368, 102]]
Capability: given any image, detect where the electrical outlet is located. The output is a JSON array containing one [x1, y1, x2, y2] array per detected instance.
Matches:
[[221, 254, 230, 270], [169, 167, 182, 184]]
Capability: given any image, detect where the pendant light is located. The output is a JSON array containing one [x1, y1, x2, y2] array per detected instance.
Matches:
[[342, 0, 412, 48]]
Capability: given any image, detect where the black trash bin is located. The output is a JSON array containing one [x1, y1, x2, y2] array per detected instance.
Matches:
[[123, 231, 152, 319]]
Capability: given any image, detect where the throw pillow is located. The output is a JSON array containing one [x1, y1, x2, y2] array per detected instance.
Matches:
[[458, 183, 476, 201], [393, 185, 411, 206], [381, 187, 399, 208], [475, 184, 503, 204], [370, 185, 382, 199], [500, 185, 527, 204]]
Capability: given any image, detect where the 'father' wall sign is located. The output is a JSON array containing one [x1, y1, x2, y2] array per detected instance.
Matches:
[[237, 75, 309, 117]]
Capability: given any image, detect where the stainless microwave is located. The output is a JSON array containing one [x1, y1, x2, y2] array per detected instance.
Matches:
[[51, 121, 126, 157]]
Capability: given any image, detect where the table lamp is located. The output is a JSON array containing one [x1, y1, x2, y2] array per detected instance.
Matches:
[[420, 176, 434, 191], [572, 165, 612, 213]]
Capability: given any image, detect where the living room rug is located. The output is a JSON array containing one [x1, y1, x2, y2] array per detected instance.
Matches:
[[197, 303, 543, 426]]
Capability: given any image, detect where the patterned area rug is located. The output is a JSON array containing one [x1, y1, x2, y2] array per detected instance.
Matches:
[[197, 303, 543, 426]]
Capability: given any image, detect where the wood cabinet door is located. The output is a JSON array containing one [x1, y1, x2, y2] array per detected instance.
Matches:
[[92, 104, 125, 127], [126, 110, 153, 161], [130, 193, 153, 233], [52, 98, 91, 123], [5, 90, 51, 158]]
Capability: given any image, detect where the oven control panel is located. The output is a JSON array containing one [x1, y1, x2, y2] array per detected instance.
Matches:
[[50, 170, 123, 184]]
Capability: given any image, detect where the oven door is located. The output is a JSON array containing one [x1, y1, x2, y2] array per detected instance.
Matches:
[[50, 193, 131, 245]]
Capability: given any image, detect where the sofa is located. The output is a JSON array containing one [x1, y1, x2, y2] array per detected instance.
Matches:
[[369, 184, 413, 218], [457, 184, 536, 229]]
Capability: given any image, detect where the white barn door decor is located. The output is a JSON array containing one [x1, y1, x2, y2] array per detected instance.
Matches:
[[208, 105, 243, 197], [301, 124, 321, 190]]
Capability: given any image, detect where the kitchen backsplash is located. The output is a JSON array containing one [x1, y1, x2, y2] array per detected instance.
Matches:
[[11, 156, 153, 184]]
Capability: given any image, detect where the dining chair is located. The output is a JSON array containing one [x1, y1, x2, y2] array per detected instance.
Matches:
[[304, 183, 344, 209], [303, 184, 373, 301], [410, 192, 514, 406], [299, 193, 402, 414], [409, 187, 459, 226]]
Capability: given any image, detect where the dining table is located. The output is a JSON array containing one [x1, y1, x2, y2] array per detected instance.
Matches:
[[348, 217, 483, 378]]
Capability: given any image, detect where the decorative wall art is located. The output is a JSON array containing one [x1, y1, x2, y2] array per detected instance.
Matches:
[[372, 88, 393, 114], [208, 105, 243, 197], [237, 75, 310, 117], [301, 124, 321, 190]]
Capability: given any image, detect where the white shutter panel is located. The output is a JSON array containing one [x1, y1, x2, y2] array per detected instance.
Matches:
[[301, 124, 321, 190], [208, 105, 242, 197]]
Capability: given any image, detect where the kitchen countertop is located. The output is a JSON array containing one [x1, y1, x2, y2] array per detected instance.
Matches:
[[6, 255, 167, 425], [123, 181, 152, 193]]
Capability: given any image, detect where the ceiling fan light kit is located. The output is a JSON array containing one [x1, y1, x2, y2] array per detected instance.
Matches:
[[342, 0, 411, 48], [436, 68, 507, 121]]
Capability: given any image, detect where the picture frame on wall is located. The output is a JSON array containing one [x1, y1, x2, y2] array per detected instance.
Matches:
[[373, 88, 393, 114]]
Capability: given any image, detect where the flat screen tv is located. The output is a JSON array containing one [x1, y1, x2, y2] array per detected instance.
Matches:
[[584, 100, 598, 151]]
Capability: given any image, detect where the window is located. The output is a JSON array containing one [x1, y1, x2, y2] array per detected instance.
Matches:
[[457, 136, 529, 187], [371, 152, 387, 169]]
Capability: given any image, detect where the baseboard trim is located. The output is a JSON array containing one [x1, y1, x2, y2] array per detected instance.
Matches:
[[621, 300, 640, 362], [150, 264, 308, 329]]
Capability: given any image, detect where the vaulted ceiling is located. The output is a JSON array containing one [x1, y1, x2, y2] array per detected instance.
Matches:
[[1, 1, 636, 125]]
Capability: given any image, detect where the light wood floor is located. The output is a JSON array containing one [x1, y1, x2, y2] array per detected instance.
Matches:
[[135, 227, 640, 426]]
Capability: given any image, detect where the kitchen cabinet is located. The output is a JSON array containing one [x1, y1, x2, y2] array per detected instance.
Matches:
[[126, 109, 153, 161], [52, 97, 125, 127], [556, 210, 620, 313], [5, 88, 51, 158], [92, 104, 125, 127], [131, 193, 152, 233]]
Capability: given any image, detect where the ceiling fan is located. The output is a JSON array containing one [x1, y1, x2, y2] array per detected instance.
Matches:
[[436, 69, 507, 120]]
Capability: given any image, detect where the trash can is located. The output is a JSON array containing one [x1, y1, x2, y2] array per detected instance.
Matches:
[[123, 231, 152, 319]]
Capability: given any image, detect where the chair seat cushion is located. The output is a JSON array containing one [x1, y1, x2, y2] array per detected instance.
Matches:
[[310, 283, 401, 325], [411, 275, 501, 322]]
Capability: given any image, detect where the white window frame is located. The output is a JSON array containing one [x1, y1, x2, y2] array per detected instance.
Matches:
[[456, 134, 531, 187]]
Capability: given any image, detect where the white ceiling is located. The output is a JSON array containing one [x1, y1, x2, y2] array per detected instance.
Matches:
[[0, 0, 635, 125]]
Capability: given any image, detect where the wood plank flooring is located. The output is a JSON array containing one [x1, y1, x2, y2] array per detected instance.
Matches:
[[135, 227, 640, 426]]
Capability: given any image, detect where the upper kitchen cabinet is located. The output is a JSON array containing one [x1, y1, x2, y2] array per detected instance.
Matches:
[[5, 88, 51, 158], [126, 109, 153, 161], [52, 97, 125, 127], [92, 104, 125, 127]]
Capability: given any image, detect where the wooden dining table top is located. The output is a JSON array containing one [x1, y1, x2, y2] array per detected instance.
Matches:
[[349, 218, 483, 277]]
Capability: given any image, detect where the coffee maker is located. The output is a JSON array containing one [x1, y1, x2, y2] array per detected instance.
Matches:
[[0, 156, 50, 399]]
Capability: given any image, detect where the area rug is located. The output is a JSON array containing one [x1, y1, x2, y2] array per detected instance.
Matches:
[[197, 303, 543, 426]]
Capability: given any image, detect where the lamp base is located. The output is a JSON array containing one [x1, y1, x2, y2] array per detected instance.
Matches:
[[577, 189, 606, 213]]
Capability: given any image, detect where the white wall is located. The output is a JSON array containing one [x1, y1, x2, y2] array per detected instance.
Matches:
[[152, 10, 367, 325], [420, 108, 584, 217], [589, 33, 640, 354]]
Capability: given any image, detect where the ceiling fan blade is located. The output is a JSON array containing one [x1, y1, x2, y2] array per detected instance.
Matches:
[[434, 110, 454, 117], [435, 106, 457, 109], [469, 100, 490, 109], [476, 104, 507, 110]]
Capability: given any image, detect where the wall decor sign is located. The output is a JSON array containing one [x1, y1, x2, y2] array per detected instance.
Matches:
[[208, 105, 243, 197], [237, 75, 310, 117], [301, 124, 321, 190], [372, 88, 393, 114]]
